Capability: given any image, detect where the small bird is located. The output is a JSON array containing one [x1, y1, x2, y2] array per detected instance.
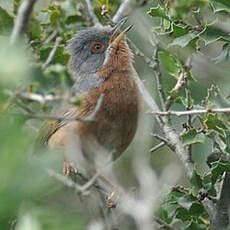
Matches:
[[35, 19, 140, 191]]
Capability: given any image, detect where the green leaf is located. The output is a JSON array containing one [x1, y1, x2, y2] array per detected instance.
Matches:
[[13, 0, 21, 15], [168, 31, 200, 48], [210, 0, 230, 12], [65, 15, 84, 25], [157, 208, 172, 224], [203, 174, 213, 190], [166, 0, 208, 21], [171, 23, 189, 38], [211, 161, 230, 184], [212, 43, 230, 64], [50, 9, 61, 25], [176, 207, 190, 221], [158, 51, 182, 78], [175, 96, 187, 107], [177, 195, 196, 210], [185, 221, 207, 230], [190, 171, 203, 191], [204, 113, 227, 135], [0, 7, 14, 34], [147, 5, 170, 20], [181, 128, 205, 146], [200, 24, 230, 45], [27, 19, 42, 40], [189, 202, 204, 216]]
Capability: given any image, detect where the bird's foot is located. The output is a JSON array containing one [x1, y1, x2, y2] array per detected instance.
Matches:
[[107, 190, 120, 209], [63, 161, 78, 177]]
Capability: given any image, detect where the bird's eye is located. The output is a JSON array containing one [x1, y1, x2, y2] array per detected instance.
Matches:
[[90, 41, 104, 54]]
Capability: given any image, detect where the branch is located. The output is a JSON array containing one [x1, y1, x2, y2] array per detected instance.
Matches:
[[112, 0, 133, 23], [151, 107, 230, 117], [151, 133, 168, 143], [134, 72, 194, 178], [5, 90, 79, 105], [47, 169, 105, 196], [44, 29, 58, 44], [6, 89, 104, 123], [165, 70, 186, 110], [10, 0, 38, 43], [85, 0, 101, 26], [212, 172, 230, 230], [149, 142, 165, 153], [152, 42, 166, 111], [20, 94, 104, 123], [42, 37, 62, 69]]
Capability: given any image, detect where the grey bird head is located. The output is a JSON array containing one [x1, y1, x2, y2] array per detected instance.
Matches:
[[66, 18, 132, 93], [66, 25, 113, 76]]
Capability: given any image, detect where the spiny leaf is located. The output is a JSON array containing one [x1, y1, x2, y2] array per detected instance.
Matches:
[[200, 23, 230, 45], [168, 31, 200, 48], [190, 171, 203, 191], [181, 128, 205, 146], [13, 0, 21, 15], [211, 161, 230, 184], [185, 221, 207, 230], [210, 0, 230, 12], [147, 5, 170, 20], [158, 51, 182, 78], [212, 43, 230, 64], [204, 113, 227, 135]]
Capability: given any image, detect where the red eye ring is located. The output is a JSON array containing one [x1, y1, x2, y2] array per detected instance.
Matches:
[[90, 41, 104, 54]]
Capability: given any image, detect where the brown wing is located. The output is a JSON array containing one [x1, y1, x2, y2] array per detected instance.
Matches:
[[34, 105, 78, 152]]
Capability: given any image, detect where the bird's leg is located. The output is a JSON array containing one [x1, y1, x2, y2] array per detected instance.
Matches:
[[97, 175, 121, 209], [107, 191, 120, 209], [63, 161, 78, 178]]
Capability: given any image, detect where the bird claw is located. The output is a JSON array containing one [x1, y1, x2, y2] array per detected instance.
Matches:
[[107, 191, 120, 209], [63, 162, 78, 177]]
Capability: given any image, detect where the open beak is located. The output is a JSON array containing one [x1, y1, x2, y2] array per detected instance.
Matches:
[[109, 18, 133, 46]]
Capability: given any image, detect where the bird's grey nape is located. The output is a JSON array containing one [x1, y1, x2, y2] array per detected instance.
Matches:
[[71, 72, 104, 94]]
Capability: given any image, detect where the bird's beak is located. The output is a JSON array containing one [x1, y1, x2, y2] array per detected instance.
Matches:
[[109, 18, 133, 46]]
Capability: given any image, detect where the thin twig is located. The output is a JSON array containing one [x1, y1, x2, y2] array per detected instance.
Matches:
[[184, 57, 193, 162], [42, 37, 62, 69], [47, 169, 103, 196], [112, 0, 133, 23], [85, 0, 101, 26], [151, 133, 168, 143], [10, 0, 38, 43], [149, 142, 165, 153], [44, 29, 58, 44], [4, 90, 79, 105], [152, 42, 166, 110], [151, 108, 230, 116], [21, 94, 104, 123], [150, 133, 175, 152], [134, 71, 194, 176], [165, 71, 186, 110]]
